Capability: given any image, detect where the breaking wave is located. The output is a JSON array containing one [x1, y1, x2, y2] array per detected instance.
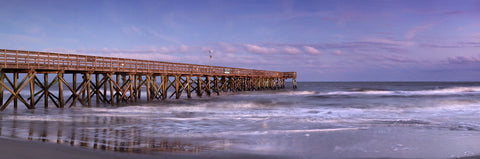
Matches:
[[318, 86, 480, 96]]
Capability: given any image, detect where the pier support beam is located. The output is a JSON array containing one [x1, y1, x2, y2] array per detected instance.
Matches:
[[145, 75, 150, 101], [44, 73, 48, 108], [196, 76, 203, 97], [205, 76, 211, 96], [25, 72, 37, 109], [174, 76, 181, 99], [109, 73, 114, 104], [186, 76, 191, 98], [115, 74, 120, 104], [0, 71, 36, 110], [72, 73, 77, 106], [220, 76, 227, 92], [293, 78, 297, 89], [95, 74, 100, 104], [86, 73, 92, 106], [13, 72, 18, 108], [214, 76, 219, 95], [59, 73, 64, 108], [161, 75, 168, 100], [0, 72, 296, 110], [0, 72, 4, 106]]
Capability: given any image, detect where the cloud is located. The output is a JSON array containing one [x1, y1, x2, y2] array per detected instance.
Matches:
[[459, 42, 480, 47], [456, 22, 480, 31], [219, 43, 242, 53], [243, 44, 277, 54], [39, 38, 430, 80], [319, 10, 364, 25], [421, 42, 480, 48], [473, 33, 480, 39], [179, 45, 189, 53], [270, 37, 413, 53], [41, 47, 181, 62], [363, 37, 415, 47], [420, 43, 460, 48], [147, 29, 183, 45], [303, 46, 321, 55], [0, 33, 44, 44], [43, 39, 421, 67], [213, 53, 273, 67], [373, 54, 418, 63], [44, 47, 185, 57], [333, 50, 342, 55], [447, 56, 480, 64], [122, 26, 142, 35], [43, 48, 79, 54], [108, 52, 179, 62], [445, 11, 463, 15], [405, 23, 435, 40], [283, 46, 302, 54]]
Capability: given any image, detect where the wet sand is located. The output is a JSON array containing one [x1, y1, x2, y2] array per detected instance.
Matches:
[[0, 137, 185, 159], [2, 126, 480, 159], [0, 137, 286, 159]]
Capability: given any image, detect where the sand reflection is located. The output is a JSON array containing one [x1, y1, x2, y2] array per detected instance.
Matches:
[[0, 113, 210, 153]]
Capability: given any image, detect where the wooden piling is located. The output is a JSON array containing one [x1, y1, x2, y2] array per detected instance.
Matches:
[[175, 76, 181, 99], [129, 74, 134, 102], [293, 78, 297, 89], [86, 73, 91, 106], [103, 74, 107, 103], [133, 74, 137, 102], [109, 73, 114, 104], [30, 72, 35, 108], [146, 75, 150, 101], [186, 76, 191, 98], [72, 73, 77, 106], [44, 73, 48, 108], [116, 74, 120, 104], [0, 72, 4, 106], [214, 76, 219, 95], [197, 76, 203, 97], [205, 76, 211, 96], [161, 75, 167, 100], [136, 75, 141, 100], [95, 73, 100, 104], [13, 72, 18, 108], [59, 73, 64, 108]]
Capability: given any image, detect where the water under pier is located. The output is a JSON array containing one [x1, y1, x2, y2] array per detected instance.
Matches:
[[0, 49, 297, 110]]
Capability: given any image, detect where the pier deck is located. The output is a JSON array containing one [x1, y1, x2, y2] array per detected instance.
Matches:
[[0, 49, 296, 110]]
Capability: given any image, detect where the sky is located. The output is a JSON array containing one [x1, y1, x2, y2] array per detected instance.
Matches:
[[1, 0, 480, 81]]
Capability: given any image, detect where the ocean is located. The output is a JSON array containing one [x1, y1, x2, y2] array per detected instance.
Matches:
[[0, 82, 480, 158]]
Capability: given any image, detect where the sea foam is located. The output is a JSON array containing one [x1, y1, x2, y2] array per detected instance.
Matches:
[[319, 86, 480, 96]]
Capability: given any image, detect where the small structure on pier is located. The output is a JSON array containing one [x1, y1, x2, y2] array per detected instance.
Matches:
[[0, 49, 297, 110]]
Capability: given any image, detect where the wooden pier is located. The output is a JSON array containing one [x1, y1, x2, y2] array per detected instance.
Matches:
[[0, 49, 297, 110]]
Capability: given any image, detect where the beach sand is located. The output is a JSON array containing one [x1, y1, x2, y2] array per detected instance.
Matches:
[[0, 137, 286, 159], [1, 127, 480, 159], [0, 137, 181, 159]]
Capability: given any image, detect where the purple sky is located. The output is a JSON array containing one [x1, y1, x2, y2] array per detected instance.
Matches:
[[1, 0, 480, 81]]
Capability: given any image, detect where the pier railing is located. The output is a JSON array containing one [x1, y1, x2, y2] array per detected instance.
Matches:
[[1, 49, 295, 78]]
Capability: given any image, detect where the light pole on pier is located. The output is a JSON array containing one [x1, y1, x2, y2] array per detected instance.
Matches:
[[209, 50, 213, 66]]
